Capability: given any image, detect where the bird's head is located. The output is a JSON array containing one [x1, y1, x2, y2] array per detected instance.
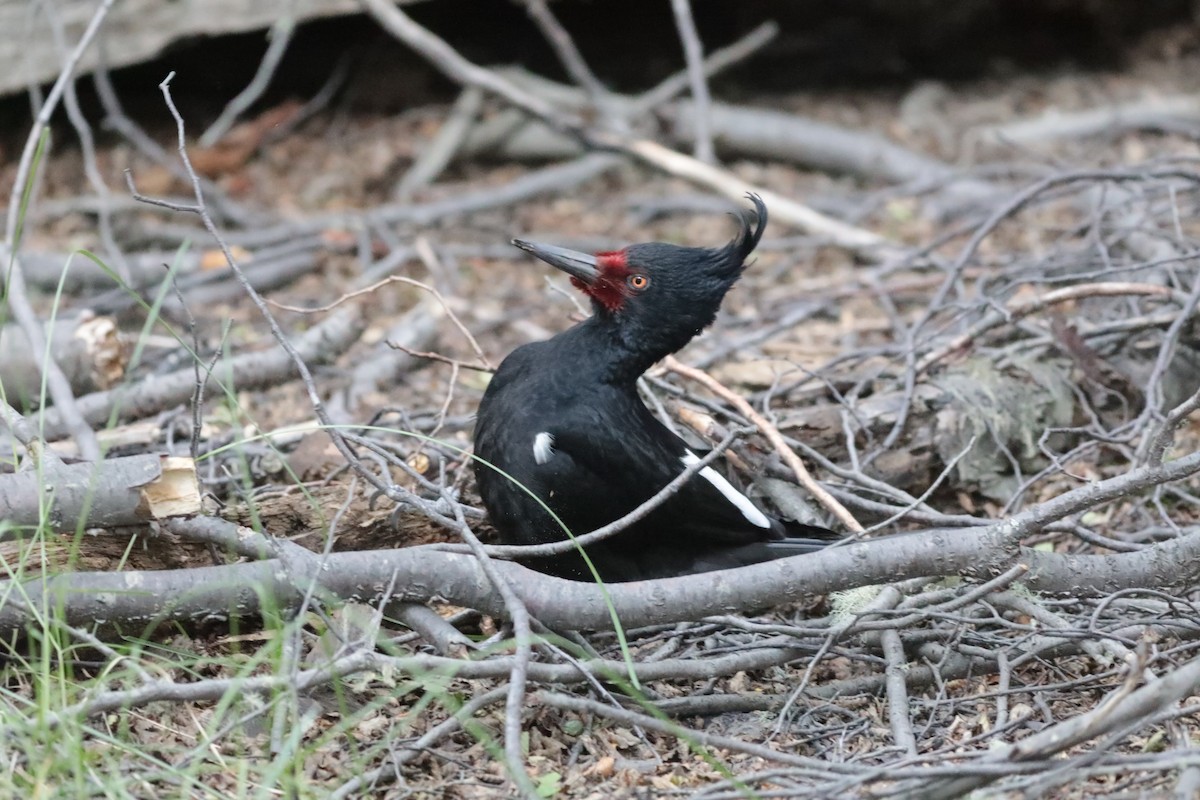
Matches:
[[512, 194, 767, 361]]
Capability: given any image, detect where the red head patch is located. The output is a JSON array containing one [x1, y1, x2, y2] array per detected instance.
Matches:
[[574, 250, 632, 313]]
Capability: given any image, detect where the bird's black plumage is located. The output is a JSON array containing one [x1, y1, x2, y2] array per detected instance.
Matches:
[[474, 194, 840, 581]]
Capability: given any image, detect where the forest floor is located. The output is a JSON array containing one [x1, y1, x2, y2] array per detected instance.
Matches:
[[4, 12, 1200, 800]]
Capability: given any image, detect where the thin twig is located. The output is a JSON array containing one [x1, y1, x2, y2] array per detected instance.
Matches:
[[2, 0, 117, 461], [917, 281, 1186, 374], [268, 272, 491, 369], [200, 15, 297, 147], [394, 86, 484, 198], [446, 501, 539, 798], [390, 344, 494, 372], [455, 427, 746, 559], [668, 0, 715, 163], [1144, 387, 1200, 464], [665, 355, 863, 532], [631, 21, 778, 114], [521, 0, 611, 109]]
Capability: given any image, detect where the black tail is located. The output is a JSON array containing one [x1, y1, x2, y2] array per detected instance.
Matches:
[[780, 519, 842, 542], [764, 519, 843, 558]]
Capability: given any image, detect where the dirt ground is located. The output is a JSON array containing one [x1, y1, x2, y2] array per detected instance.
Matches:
[[5, 10, 1200, 799]]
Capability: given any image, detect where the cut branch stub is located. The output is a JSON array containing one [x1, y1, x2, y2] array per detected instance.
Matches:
[[0, 315, 124, 405], [0, 454, 199, 532]]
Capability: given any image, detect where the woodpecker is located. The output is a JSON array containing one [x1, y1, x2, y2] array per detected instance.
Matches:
[[474, 194, 840, 581]]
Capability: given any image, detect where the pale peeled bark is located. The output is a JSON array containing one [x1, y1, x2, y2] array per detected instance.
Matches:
[[0, 454, 199, 532], [0, 315, 124, 405]]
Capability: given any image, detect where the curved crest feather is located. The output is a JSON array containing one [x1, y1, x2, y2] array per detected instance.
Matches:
[[723, 192, 768, 264]]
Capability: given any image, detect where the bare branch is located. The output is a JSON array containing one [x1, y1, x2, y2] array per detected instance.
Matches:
[[668, 0, 715, 163]]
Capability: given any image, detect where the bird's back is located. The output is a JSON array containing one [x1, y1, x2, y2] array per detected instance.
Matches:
[[475, 337, 840, 581]]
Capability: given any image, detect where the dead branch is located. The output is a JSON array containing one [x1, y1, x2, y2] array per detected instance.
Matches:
[[668, 0, 715, 164], [902, 650, 1200, 799], [8, 505, 1200, 639], [358, 0, 891, 257], [976, 93, 1200, 147], [620, 139, 892, 254], [2, 0, 118, 460], [394, 85, 484, 199], [209, 152, 624, 251], [37, 305, 364, 440], [0, 453, 197, 531], [665, 355, 863, 531], [198, 15, 296, 147], [468, 69, 994, 199], [0, 314, 123, 404]]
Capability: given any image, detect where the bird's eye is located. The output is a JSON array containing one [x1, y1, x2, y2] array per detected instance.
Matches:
[[627, 274, 650, 291]]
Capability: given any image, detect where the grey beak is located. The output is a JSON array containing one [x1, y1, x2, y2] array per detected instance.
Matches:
[[512, 239, 600, 285]]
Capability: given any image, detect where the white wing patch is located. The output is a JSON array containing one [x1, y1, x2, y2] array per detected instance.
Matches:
[[533, 432, 556, 465], [681, 450, 771, 528]]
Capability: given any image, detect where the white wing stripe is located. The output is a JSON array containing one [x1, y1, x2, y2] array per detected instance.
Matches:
[[533, 432, 555, 465], [681, 450, 771, 528]]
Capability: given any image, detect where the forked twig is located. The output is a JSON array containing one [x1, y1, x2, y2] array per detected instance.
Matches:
[[269, 273, 491, 369], [664, 355, 863, 532]]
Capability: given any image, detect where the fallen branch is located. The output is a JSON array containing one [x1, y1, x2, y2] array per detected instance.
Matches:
[[665, 355, 863, 531], [0, 454, 198, 532], [467, 68, 993, 198], [976, 93, 1200, 146], [358, 0, 891, 258], [9, 504, 1200, 639], [917, 281, 1188, 374], [617, 138, 891, 254], [0, 314, 123, 404], [36, 305, 364, 441], [902, 650, 1200, 800], [213, 152, 624, 250]]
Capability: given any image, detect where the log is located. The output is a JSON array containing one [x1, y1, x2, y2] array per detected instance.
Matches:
[[0, 315, 124, 405], [0, 453, 198, 532], [0, 0, 421, 98]]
